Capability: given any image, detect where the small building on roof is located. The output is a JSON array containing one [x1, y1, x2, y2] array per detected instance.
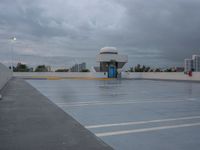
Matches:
[[96, 47, 128, 78]]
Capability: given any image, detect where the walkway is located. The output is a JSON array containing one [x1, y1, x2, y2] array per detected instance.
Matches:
[[0, 78, 113, 150]]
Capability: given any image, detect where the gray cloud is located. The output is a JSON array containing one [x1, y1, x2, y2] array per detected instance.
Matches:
[[0, 0, 200, 68]]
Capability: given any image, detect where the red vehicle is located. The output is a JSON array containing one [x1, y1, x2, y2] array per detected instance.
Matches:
[[188, 71, 192, 77]]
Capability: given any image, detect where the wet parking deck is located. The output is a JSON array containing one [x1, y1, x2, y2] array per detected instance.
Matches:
[[28, 79, 200, 150]]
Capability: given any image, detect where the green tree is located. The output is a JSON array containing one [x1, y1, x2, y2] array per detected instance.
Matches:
[[144, 66, 150, 72], [80, 69, 90, 72], [55, 69, 69, 72], [35, 65, 48, 72], [134, 64, 141, 72], [129, 67, 134, 72], [164, 68, 172, 72], [155, 68, 161, 72], [14, 63, 30, 72]]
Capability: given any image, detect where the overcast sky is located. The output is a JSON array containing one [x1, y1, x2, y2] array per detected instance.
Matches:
[[0, 0, 200, 68]]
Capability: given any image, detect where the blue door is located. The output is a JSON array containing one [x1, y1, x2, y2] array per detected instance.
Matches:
[[108, 66, 116, 78]]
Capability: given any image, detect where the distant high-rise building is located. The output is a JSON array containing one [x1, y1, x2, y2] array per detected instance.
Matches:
[[46, 66, 51, 72], [79, 62, 86, 72], [192, 55, 200, 72], [184, 59, 193, 72], [70, 62, 86, 72], [184, 54, 200, 72]]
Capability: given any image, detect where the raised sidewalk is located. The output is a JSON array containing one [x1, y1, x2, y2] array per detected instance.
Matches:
[[0, 78, 113, 150]]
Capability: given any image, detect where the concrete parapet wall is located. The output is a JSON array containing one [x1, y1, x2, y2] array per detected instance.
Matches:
[[0, 63, 12, 90], [122, 72, 200, 81], [13, 72, 200, 81]]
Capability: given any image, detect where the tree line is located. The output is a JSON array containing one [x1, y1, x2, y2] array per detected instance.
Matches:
[[10, 62, 182, 72], [10, 63, 90, 72], [128, 64, 183, 72]]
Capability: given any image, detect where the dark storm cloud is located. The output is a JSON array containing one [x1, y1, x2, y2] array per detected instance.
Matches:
[[0, 0, 200, 67], [116, 0, 200, 61]]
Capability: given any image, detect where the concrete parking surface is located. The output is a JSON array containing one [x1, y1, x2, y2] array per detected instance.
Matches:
[[0, 78, 113, 150], [28, 79, 200, 150]]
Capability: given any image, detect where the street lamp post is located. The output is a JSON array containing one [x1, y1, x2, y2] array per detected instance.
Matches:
[[10, 36, 16, 72]]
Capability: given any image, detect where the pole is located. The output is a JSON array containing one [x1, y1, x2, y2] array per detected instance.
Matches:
[[11, 42, 13, 72], [10, 37, 16, 72]]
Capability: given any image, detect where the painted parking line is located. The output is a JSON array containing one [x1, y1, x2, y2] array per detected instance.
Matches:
[[58, 99, 197, 107], [55, 98, 197, 106], [55, 100, 106, 105], [86, 115, 200, 129], [95, 122, 200, 137]]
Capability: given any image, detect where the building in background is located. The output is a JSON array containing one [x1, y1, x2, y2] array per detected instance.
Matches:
[[184, 54, 200, 72], [192, 55, 200, 72], [95, 47, 128, 78], [184, 59, 193, 72], [174, 67, 184, 72], [70, 62, 86, 72], [46, 66, 52, 72]]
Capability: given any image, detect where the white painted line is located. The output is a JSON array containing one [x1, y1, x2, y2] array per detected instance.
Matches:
[[55, 100, 105, 105], [59, 99, 197, 107], [55, 98, 197, 106], [86, 116, 200, 129], [96, 122, 200, 137]]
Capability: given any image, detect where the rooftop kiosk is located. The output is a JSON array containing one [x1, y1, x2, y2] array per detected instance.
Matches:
[[96, 47, 128, 78]]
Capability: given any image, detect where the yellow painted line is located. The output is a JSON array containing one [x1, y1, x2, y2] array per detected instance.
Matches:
[[30, 76, 51, 79], [23, 76, 114, 80], [47, 77, 62, 80], [61, 77, 114, 80]]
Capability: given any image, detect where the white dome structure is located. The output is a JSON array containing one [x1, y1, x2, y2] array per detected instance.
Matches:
[[100, 47, 118, 54]]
